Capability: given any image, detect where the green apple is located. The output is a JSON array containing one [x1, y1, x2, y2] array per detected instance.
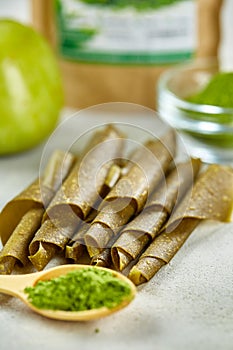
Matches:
[[0, 20, 64, 154]]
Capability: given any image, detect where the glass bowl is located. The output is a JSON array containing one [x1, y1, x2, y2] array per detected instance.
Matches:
[[157, 58, 233, 164]]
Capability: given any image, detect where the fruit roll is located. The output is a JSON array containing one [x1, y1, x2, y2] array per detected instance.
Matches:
[[91, 247, 113, 268], [0, 150, 76, 274], [129, 164, 233, 285], [65, 164, 122, 263], [28, 125, 124, 270], [84, 129, 176, 257], [65, 223, 88, 263], [111, 158, 202, 271], [0, 150, 76, 246], [43, 125, 124, 222], [91, 248, 113, 268], [65, 207, 100, 263], [90, 232, 123, 268]]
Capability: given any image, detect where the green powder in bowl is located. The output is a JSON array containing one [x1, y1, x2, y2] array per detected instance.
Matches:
[[188, 72, 233, 108], [158, 62, 233, 163], [24, 267, 132, 311], [184, 71, 233, 149]]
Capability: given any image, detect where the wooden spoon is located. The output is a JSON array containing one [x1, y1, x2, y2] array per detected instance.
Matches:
[[0, 264, 136, 321]]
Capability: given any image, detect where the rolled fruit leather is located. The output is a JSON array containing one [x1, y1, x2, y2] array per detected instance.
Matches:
[[0, 150, 76, 274], [65, 167, 121, 263], [129, 164, 233, 285], [64, 144, 153, 263], [84, 129, 176, 257], [93, 158, 201, 269], [28, 125, 124, 271], [111, 157, 202, 271], [31, 0, 223, 109], [91, 234, 121, 268]]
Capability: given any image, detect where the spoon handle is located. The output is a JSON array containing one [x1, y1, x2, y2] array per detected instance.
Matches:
[[0, 272, 42, 298]]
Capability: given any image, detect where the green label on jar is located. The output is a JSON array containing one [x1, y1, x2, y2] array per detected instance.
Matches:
[[55, 0, 196, 65]]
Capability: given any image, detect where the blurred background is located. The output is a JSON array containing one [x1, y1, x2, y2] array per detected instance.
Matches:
[[1, 0, 233, 70], [1, 0, 233, 161]]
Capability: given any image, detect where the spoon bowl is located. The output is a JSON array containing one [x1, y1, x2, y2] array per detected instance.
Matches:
[[0, 264, 136, 321]]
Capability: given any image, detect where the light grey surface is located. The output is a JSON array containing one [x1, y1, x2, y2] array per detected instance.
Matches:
[[0, 109, 233, 350], [1, 213, 233, 350]]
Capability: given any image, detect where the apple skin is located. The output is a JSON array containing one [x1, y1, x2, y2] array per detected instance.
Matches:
[[0, 20, 64, 154]]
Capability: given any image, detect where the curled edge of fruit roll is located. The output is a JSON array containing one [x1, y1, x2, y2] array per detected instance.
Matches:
[[129, 164, 233, 285], [0, 150, 76, 274], [111, 158, 202, 271], [28, 126, 125, 271], [84, 130, 176, 257]]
